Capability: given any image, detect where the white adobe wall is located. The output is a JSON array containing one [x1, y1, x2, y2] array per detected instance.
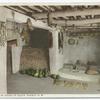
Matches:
[[12, 46, 22, 73], [50, 28, 64, 74], [0, 6, 64, 94], [12, 27, 64, 75], [0, 6, 52, 94], [0, 44, 7, 94], [63, 34, 100, 65]]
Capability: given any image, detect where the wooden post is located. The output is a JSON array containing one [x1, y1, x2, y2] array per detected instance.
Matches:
[[47, 12, 52, 26]]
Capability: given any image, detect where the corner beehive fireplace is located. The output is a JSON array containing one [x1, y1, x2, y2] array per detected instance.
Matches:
[[20, 27, 50, 71]]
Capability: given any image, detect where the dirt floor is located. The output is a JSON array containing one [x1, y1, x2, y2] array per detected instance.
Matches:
[[7, 73, 100, 94]]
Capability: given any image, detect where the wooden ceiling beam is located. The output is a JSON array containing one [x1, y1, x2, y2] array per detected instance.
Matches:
[[55, 6, 62, 10], [49, 6, 58, 10], [61, 6, 73, 11], [39, 6, 49, 11], [34, 6, 48, 12], [5, 6, 27, 15], [76, 15, 83, 20], [30, 6, 43, 12], [21, 6, 35, 13], [5, 6, 35, 19], [22, 6, 42, 13], [33, 8, 100, 20], [44, 6, 55, 12], [10, 6, 28, 13], [52, 18, 100, 26], [10, 6, 35, 18], [58, 17, 67, 20], [22, 6, 34, 12], [48, 6, 62, 11]]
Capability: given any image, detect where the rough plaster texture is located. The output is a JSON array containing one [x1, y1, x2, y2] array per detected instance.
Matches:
[[2, 6, 100, 94], [49, 29, 63, 74], [0, 6, 52, 94], [12, 46, 22, 74], [0, 44, 7, 94], [0, 6, 62, 75], [11, 28, 63, 75], [63, 35, 100, 66]]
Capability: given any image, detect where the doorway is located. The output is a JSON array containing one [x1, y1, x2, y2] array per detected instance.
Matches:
[[7, 39, 17, 75]]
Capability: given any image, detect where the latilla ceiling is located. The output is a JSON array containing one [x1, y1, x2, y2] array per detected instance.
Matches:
[[4, 6, 100, 26]]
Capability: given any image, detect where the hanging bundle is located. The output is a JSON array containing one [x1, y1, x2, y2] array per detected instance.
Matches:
[[0, 22, 7, 47]]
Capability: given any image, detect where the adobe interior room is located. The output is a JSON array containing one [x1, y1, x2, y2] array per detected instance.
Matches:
[[0, 5, 100, 94]]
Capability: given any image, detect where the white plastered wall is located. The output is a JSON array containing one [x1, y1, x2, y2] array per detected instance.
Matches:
[[0, 7, 64, 75], [0, 44, 7, 94], [0, 6, 52, 94], [49, 28, 64, 74], [0, 6, 64, 94]]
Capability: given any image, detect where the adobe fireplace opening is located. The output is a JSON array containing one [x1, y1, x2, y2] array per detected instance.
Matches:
[[19, 20, 53, 77]]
